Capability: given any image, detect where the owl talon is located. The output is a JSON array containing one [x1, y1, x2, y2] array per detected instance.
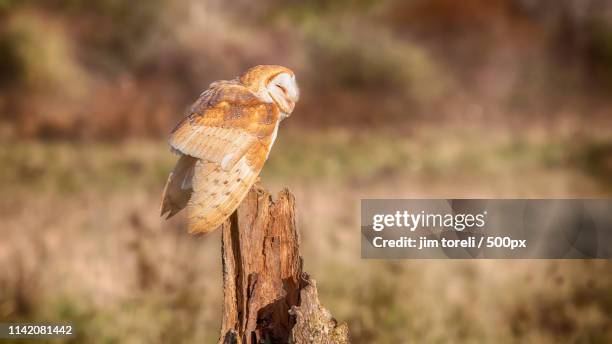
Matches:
[[252, 180, 265, 195]]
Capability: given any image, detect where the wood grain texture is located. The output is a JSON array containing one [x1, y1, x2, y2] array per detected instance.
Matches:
[[219, 185, 349, 344], [289, 278, 350, 344]]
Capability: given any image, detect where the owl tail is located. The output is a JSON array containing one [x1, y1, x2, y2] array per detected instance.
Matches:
[[160, 154, 197, 219], [186, 157, 258, 234]]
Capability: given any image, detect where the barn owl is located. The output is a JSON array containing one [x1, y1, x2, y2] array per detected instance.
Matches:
[[160, 65, 299, 234]]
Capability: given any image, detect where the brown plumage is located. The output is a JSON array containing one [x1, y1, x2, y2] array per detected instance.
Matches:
[[160, 65, 299, 234]]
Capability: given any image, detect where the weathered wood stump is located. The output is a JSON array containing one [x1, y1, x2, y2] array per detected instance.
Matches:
[[218, 184, 349, 344]]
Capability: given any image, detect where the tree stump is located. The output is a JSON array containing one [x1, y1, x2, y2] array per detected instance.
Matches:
[[218, 184, 349, 344]]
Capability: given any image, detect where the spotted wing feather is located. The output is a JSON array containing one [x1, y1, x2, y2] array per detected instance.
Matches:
[[186, 157, 259, 234]]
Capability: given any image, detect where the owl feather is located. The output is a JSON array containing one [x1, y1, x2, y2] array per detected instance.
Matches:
[[160, 65, 298, 234]]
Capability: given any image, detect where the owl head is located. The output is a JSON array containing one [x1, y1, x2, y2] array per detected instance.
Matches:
[[240, 65, 300, 117]]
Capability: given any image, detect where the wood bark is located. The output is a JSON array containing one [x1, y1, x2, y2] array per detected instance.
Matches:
[[218, 184, 349, 344]]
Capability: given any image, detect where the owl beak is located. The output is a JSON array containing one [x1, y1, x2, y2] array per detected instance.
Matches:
[[270, 90, 295, 115], [285, 99, 295, 115], [282, 85, 298, 115]]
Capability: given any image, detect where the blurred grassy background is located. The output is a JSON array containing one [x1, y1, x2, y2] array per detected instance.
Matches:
[[0, 0, 611, 343]]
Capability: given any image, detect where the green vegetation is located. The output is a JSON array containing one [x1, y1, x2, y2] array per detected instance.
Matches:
[[1, 128, 610, 196], [2, 0, 612, 137]]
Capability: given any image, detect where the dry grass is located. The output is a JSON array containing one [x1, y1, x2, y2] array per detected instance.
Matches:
[[0, 126, 611, 343]]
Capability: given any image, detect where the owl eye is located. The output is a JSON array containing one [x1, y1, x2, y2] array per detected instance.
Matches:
[[276, 84, 287, 95]]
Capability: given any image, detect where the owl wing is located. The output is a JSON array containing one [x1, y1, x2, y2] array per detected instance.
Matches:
[[161, 81, 277, 233], [167, 81, 263, 171], [159, 154, 197, 219]]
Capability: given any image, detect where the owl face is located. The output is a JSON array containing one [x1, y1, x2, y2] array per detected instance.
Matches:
[[266, 72, 299, 117]]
